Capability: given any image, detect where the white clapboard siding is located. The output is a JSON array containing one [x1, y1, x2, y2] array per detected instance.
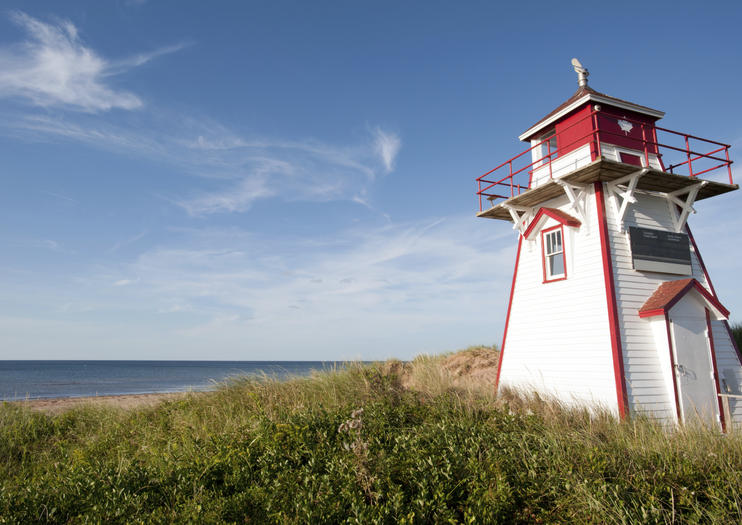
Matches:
[[604, 191, 723, 420], [499, 188, 619, 413], [711, 321, 742, 427], [498, 183, 742, 426]]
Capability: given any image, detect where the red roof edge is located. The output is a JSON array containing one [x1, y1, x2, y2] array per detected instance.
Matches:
[[638, 278, 729, 319], [523, 207, 581, 239]]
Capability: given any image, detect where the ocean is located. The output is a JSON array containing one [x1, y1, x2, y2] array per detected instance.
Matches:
[[0, 361, 349, 401]]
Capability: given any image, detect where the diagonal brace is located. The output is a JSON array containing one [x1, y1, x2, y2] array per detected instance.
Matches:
[[667, 181, 707, 232], [502, 203, 535, 236], [606, 168, 648, 228], [554, 180, 589, 221]]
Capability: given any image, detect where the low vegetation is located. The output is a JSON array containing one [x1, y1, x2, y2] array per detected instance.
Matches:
[[731, 322, 742, 352], [2, 345, 742, 523]]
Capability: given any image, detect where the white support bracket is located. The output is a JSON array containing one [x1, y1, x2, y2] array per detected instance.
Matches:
[[605, 168, 648, 230], [554, 180, 589, 222], [666, 181, 707, 233], [502, 203, 535, 236]]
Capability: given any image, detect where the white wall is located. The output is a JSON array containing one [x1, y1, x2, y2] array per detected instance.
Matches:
[[711, 321, 742, 427], [530, 144, 592, 188], [600, 144, 663, 170], [605, 191, 742, 423], [498, 183, 742, 425], [498, 187, 619, 413]]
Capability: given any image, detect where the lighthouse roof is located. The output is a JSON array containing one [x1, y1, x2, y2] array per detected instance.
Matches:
[[519, 85, 665, 142]]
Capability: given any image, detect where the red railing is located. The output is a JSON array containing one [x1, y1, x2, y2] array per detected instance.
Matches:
[[476, 109, 734, 211]]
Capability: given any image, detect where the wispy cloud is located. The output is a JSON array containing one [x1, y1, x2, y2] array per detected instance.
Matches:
[[113, 278, 138, 287], [176, 168, 277, 215], [0, 12, 398, 216], [3, 111, 401, 215], [176, 127, 402, 215], [372, 127, 401, 173], [27, 239, 62, 251], [0, 11, 184, 112], [42, 190, 78, 204], [108, 230, 148, 253], [84, 216, 514, 358]]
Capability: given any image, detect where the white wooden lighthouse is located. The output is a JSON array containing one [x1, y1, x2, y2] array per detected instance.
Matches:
[[477, 60, 742, 429]]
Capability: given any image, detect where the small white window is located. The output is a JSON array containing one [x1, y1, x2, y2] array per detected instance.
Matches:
[[530, 130, 558, 168], [539, 130, 557, 160], [542, 227, 566, 282]]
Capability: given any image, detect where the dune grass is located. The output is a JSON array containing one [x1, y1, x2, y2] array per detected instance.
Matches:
[[1, 350, 741, 523]]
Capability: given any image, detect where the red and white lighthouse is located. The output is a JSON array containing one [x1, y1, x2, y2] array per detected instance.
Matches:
[[478, 60, 742, 429]]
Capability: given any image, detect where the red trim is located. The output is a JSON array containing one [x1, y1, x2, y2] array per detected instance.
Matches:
[[664, 312, 682, 423], [523, 207, 581, 239], [541, 224, 567, 283], [495, 234, 523, 392], [686, 225, 717, 297], [595, 181, 629, 418], [639, 308, 667, 318], [706, 308, 726, 432], [638, 278, 730, 319], [687, 225, 742, 367]]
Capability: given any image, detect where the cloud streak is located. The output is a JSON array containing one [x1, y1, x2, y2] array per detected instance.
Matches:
[[373, 127, 401, 173], [3, 113, 401, 215], [0, 11, 183, 112], [87, 216, 515, 358], [176, 127, 401, 215]]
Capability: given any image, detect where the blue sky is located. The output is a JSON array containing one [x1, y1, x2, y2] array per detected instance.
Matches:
[[1, 1, 741, 360]]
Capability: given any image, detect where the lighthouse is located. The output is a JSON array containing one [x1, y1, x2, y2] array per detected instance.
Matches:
[[478, 60, 742, 429]]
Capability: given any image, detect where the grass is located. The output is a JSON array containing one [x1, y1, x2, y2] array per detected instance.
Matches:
[[1, 347, 741, 523], [731, 322, 742, 352]]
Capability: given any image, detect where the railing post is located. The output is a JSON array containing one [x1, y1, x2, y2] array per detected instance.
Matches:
[[685, 135, 694, 177], [641, 123, 649, 167], [509, 162, 513, 197], [478, 179, 482, 211], [725, 147, 733, 184], [590, 111, 602, 161], [548, 139, 553, 180]]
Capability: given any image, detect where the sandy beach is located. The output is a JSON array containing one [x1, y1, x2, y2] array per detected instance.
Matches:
[[9, 392, 190, 414]]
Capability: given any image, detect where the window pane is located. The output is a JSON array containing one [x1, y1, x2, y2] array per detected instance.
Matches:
[[553, 231, 562, 252], [549, 253, 565, 277]]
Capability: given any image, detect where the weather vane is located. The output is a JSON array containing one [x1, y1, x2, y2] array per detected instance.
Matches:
[[571, 58, 589, 87]]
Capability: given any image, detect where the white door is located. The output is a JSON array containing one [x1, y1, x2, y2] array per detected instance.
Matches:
[[670, 308, 719, 427]]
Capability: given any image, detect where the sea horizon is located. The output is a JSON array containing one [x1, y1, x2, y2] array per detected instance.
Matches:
[[0, 360, 367, 401]]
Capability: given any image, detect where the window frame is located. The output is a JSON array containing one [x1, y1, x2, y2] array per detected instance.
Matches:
[[541, 224, 567, 283]]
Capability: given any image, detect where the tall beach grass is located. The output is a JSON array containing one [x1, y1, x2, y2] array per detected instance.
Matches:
[[1, 347, 741, 523]]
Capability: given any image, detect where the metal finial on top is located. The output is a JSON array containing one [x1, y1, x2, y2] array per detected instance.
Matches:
[[571, 58, 589, 87]]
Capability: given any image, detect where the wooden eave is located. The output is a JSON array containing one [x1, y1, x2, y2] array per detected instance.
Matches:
[[477, 158, 738, 221]]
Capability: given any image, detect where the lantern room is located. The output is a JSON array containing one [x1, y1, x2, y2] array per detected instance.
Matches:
[[520, 84, 664, 189]]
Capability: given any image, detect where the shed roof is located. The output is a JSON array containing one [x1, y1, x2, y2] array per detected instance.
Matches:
[[638, 278, 729, 319]]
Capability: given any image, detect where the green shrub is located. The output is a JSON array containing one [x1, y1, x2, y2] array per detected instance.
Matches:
[[730, 322, 742, 352], [1, 359, 741, 523]]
